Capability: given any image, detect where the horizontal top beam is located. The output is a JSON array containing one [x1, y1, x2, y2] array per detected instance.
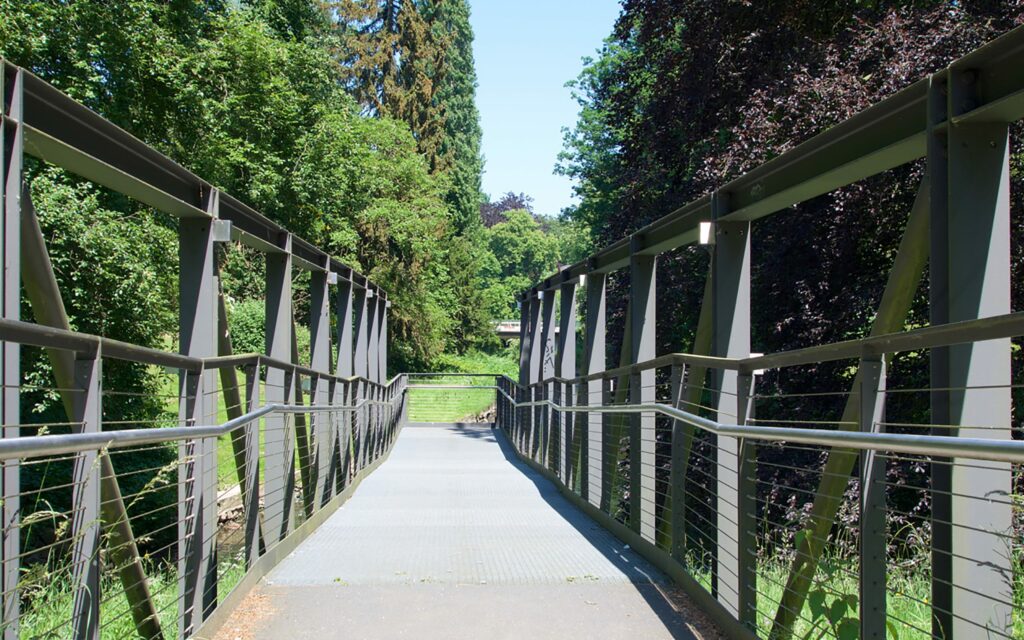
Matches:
[[523, 25, 1024, 296], [3, 60, 385, 299]]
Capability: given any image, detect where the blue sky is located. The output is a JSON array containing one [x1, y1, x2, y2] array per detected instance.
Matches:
[[470, 1, 622, 218]]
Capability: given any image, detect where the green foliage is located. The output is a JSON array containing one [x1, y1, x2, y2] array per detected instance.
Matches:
[[477, 210, 561, 319], [431, 345, 519, 378], [227, 298, 311, 365], [20, 168, 180, 555], [227, 298, 267, 358], [1, 0, 501, 372]]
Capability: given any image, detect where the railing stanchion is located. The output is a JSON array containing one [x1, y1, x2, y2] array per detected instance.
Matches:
[[243, 365, 262, 568], [859, 358, 887, 639], [599, 377, 612, 513], [928, 68, 1014, 638], [179, 198, 221, 633], [0, 64, 23, 640], [70, 352, 101, 640], [669, 364, 687, 564], [310, 270, 331, 508], [264, 235, 296, 544]]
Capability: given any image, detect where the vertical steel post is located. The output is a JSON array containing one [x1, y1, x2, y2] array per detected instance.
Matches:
[[528, 293, 542, 457], [264, 233, 295, 544], [243, 365, 261, 568], [711, 195, 753, 624], [669, 363, 687, 563], [335, 278, 354, 490], [600, 377, 613, 513], [375, 295, 387, 452], [629, 238, 656, 539], [584, 270, 606, 508], [365, 291, 379, 461], [540, 290, 555, 466], [177, 192, 220, 635], [557, 280, 577, 486], [353, 286, 369, 467], [928, 69, 1013, 639], [859, 358, 887, 640], [310, 270, 331, 508], [370, 290, 382, 380], [70, 352, 101, 640], [379, 298, 388, 383], [517, 296, 530, 449], [0, 63, 21, 640]]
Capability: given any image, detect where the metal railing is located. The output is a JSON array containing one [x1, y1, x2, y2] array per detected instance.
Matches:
[[405, 373, 498, 424], [479, 311, 1024, 639], [0, 319, 407, 639], [0, 58, 401, 639]]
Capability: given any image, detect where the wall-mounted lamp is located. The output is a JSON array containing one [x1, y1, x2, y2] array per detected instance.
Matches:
[[578, 274, 587, 289], [537, 290, 545, 301], [699, 221, 715, 246], [366, 289, 375, 299], [327, 272, 339, 286]]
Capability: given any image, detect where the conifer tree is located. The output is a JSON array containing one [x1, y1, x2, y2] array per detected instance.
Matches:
[[330, 0, 450, 173], [428, 0, 483, 232]]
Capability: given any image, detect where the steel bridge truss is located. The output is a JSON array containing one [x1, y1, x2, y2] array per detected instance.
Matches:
[[0, 59, 397, 639], [513, 25, 1024, 640]]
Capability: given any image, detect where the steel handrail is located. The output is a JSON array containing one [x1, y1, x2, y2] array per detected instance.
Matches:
[[437, 382, 1024, 464], [0, 397, 399, 461]]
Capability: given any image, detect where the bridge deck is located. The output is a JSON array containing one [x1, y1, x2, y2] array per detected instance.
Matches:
[[212, 424, 717, 639]]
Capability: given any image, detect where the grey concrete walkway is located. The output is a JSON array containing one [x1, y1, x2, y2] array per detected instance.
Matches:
[[213, 424, 717, 639]]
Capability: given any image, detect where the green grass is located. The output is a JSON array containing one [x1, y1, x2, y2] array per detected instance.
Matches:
[[159, 370, 266, 491], [681, 553, 1022, 640], [18, 551, 248, 638], [405, 347, 516, 423], [407, 376, 497, 423]]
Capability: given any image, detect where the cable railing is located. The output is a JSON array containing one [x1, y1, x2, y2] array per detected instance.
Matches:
[[405, 373, 498, 424], [0, 325, 406, 640]]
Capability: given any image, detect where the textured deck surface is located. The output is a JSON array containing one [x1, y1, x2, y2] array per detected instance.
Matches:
[[215, 424, 709, 639]]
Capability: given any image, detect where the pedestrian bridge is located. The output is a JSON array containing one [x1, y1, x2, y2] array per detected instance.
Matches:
[[215, 422, 703, 640], [2, 24, 1024, 640]]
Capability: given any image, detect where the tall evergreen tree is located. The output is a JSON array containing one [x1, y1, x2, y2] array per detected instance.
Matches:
[[330, 0, 450, 173], [429, 0, 483, 232]]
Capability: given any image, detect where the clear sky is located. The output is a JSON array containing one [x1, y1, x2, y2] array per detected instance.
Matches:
[[470, 1, 622, 218]]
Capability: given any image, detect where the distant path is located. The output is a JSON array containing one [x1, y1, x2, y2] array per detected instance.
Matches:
[[212, 423, 721, 639]]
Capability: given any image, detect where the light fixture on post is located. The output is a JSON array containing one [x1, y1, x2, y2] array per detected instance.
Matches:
[[578, 274, 587, 289], [699, 221, 715, 246], [212, 219, 233, 243]]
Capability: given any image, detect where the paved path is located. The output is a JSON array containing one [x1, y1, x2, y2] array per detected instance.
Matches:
[[213, 424, 715, 639]]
